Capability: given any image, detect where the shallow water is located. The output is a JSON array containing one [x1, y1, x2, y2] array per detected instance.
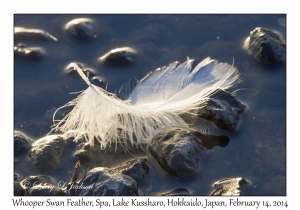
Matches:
[[14, 14, 286, 195]]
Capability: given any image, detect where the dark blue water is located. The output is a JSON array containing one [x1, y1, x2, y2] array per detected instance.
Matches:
[[14, 14, 286, 195]]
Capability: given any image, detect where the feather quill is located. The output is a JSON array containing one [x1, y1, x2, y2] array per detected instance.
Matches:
[[51, 57, 240, 150]]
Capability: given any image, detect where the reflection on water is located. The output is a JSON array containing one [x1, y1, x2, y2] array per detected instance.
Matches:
[[14, 14, 286, 195]]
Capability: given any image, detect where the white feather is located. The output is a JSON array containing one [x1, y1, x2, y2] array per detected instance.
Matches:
[[51, 57, 240, 150]]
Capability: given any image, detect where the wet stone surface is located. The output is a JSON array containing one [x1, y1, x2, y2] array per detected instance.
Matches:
[[14, 44, 46, 60], [74, 167, 139, 196], [113, 158, 150, 183], [197, 89, 245, 132], [73, 136, 100, 162], [99, 47, 137, 65], [210, 177, 249, 196], [14, 181, 25, 196], [14, 173, 19, 181], [243, 27, 286, 64], [28, 135, 65, 172], [14, 130, 33, 154], [149, 127, 207, 178], [74, 141, 91, 162], [14, 27, 57, 41], [156, 188, 191, 196], [64, 18, 97, 40]]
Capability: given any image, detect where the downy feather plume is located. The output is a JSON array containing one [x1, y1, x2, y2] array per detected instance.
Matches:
[[51, 57, 241, 150]]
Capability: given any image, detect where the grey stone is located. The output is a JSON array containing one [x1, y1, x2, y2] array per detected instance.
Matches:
[[14, 130, 33, 154], [14, 44, 46, 60], [74, 167, 138, 196], [64, 18, 97, 40], [14, 181, 25, 196], [210, 177, 248, 196], [197, 89, 245, 131], [99, 47, 137, 65], [14, 27, 57, 41], [28, 135, 64, 171], [157, 188, 191, 196], [149, 127, 207, 178], [114, 158, 150, 182], [243, 27, 286, 64]]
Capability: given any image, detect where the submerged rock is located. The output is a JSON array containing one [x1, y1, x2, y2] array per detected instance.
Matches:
[[197, 89, 245, 131], [64, 18, 97, 40], [156, 188, 191, 196], [99, 47, 137, 65], [14, 181, 25, 196], [14, 27, 57, 41], [150, 127, 215, 178], [14, 130, 33, 154], [193, 131, 230, 149], [74, 167, 138, 196], [149, 127, 230, 178], [210, 177, 249, 196], [91, 76, 104, 84], [14, 44, 46, 60], [74, 141, 91, 162], [113, 158, 150, 183], [73, 134, 107, 162], [28, 135, 64, 171], [243, 27, 286, 64], [14, 173, 19, 181]]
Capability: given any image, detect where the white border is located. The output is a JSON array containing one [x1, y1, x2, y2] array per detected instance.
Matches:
[[2, 0, 297, 208]]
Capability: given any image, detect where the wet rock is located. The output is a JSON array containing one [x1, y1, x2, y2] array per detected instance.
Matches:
[[243, 27, 286, 64], [73, 135, 104, 162], [210, 177, 248, 196], [193, 131, 230, 149], [27, 183, 65, 196], [21, 175, 57, 191], [113, 158, 150, 182], [64, 18, 97, 40], [74, 142, 91, 162], [14, 130, 33, 154], [14, 173, 19, 181], [91, 76, 104, 84], [14, 27, 57, 41], [149, 127, 207, 178], [149, 127, 229, 178], [14, 181, 25, 196], [28, 135, 64, 172], [14, 44, 46, 60], [74, 167, 138, 196], [157, 188, 191, 196], [99, 47, 137, 65], [64, 62, 96, 77], [197, 89, 245, 131]]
